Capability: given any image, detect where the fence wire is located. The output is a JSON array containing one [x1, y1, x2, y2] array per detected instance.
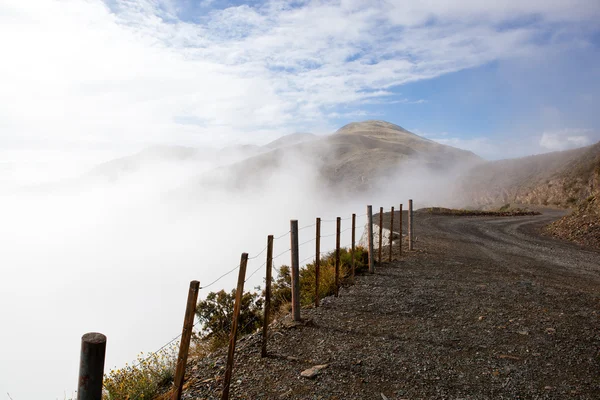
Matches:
[[274, 230, 290, 240], [245, 261, 267, 283], [248, 245, 268, 260], [200, 264, 240, 290], [130, 319, 201, 369], [298, 223, 316, 231]]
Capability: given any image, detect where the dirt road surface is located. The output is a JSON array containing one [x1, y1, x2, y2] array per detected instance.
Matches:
[[183, 210, 600, 399]]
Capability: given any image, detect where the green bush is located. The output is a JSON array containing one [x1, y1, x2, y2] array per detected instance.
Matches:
[[195, 289, 263, 346], [271, 246, 368, 310]]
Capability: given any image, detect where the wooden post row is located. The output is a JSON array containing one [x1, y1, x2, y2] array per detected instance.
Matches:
[[351, 213, 356, 283], [367, 205, 374, 273], [378, 207, 383, 263], [315, 217, 321, 307], [221, 254, 248, 400], [290, 220, 301, 322], [172, 280, 200, 400], [261, 236, 274, 358], [77, 332, 106, 400], [335, 217, 341, 297]]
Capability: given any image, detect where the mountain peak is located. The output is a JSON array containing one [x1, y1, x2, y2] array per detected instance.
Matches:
[[335, 120, 420, 138]]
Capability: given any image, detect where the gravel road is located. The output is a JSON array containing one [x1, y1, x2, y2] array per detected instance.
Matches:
[[183, 210, 600, 399]]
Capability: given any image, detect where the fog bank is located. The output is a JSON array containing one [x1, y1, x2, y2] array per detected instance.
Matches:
[[0, 145, 463, 398]]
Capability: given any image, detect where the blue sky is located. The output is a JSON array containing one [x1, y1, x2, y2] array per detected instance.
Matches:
[[1, 0, 599, 159]]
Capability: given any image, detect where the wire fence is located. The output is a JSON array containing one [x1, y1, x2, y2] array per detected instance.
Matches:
[[102, 209, 376, 397]]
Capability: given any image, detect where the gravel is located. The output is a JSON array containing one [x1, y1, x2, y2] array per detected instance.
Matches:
[[180, 210, 600, 399]]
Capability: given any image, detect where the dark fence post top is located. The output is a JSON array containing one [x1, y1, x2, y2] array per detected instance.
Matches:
[[82, 332, 106, 344]]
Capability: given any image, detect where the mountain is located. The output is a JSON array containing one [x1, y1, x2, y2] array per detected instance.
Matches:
[[200, 120, 482, 191]]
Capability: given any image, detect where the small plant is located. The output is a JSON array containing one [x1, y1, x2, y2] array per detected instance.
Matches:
[[103, 346, 177, 400]]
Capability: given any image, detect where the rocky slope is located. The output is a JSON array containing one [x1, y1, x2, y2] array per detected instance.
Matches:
[[462, 142, 600, 209], [460, 141, 600, 247], [544, 194, 600, 248]]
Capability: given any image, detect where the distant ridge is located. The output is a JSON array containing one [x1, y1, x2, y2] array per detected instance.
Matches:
[[265, 132, 316, 149]]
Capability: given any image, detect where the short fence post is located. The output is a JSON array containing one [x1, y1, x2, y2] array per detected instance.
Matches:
[[351, 213, 356, 282], [378, 207, 383, 263], [315, 217, 321, 307], [335, 216, 341, 297], [399, 203, 403, 256], [389, 206, 394, 262], [172, 280, 200, 400], [77, 332, 106, 400], [290, 220, 301, 321], [261, 236, 274, 358], [221, 253, 248, 400], [408, 199, 414, 251], [367, 205, 374, 273]]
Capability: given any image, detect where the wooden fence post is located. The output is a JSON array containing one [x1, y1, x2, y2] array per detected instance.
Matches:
[[172, 280, 200, 400], [399, 203, 403, 256], [335, 217, 341, 297], [378, 207, 383, 263], [389, 206, 394, 262], [77, 332, 106, 400], [408, 199, 414, 251], [367, 205, 374, 273], [221, 254, 248, 400], [351, 213, 356, 282], [290, 220, 301, 321], [261, 236, 274, 358], [315, 217, 321, 307]]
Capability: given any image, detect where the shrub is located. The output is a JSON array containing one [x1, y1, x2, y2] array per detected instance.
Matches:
[[195, 289, 263, 348], [103, 346, 176, 400], [271, 246, 368, 309]]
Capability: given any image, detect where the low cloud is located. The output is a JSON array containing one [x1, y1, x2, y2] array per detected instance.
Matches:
[[539, 129, 592, 151]]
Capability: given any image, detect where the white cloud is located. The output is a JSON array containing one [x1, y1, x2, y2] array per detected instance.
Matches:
[[539, 129, 592, 151], [0, 0, 598, 150]]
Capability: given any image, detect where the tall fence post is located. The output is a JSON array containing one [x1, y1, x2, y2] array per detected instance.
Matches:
[[290, 220, 301, 321], [378, 207, 383, 263], [335, 216, 341, 297], [221, 253, 248, 400], [77, 332, 106, 400], [408, 199, 414, 251], [399, 203, 403, 256], [172, 280, 200, 400], [351, 213, 356, 283], [261, 236, 274, 358], [389, 206, 394, 262], [367, 205, 374, 273], [315, 217, 321, 307]]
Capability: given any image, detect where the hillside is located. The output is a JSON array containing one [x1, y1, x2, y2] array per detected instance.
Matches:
[[459, 141, 600, 247], [461, 142, 600, 209], [200, 120, 482, 191], [86, 133, 317, 182]]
